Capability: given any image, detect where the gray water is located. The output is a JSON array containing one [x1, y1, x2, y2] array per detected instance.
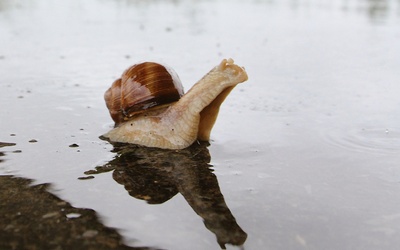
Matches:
[[1, 0, 400, 249]]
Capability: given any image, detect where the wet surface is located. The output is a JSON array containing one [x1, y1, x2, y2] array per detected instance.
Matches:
[[1, 0, 400, 249], [0, 174, 151, 250], [86, 141, 247, 248]]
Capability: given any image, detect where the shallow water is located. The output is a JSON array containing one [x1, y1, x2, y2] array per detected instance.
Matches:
[[1, 0, 400, 249]]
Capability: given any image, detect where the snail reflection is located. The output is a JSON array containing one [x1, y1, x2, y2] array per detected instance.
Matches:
[[88, 140, 247, 249]]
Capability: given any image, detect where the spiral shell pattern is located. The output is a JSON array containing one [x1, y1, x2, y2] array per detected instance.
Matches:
[[104, 62, 184, 125]]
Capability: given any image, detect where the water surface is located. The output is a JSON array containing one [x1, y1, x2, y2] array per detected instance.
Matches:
[[1, 0, 400, 249]]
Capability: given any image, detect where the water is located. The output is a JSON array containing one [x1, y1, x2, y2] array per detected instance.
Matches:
[[1, 0, 400, 249]]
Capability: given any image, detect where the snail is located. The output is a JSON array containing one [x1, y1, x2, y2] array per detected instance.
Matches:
[[103, 58, 248, 149]]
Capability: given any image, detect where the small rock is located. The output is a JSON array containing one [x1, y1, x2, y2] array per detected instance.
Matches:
[[84, 170, 97, 175], [29, 139, 38, 143], [78, 176, 94, 180], [69, 143, 79, 148], [4, 224, 14, 231], [56, 201, 67, 206], [0, 142, 16, 148], [42, 212, 59, 219], [82, 230, 98, 238]]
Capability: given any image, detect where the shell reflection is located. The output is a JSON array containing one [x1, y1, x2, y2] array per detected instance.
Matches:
[[86, 141, 247, 249]]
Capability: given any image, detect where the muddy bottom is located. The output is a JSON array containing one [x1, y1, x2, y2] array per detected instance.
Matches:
[[0, 174, 151, 250]]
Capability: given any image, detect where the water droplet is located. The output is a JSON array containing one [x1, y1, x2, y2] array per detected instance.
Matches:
[[66, 213, 81, 219]]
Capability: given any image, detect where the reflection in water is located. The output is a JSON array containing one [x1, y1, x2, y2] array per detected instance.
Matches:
[[0, 142, 17, 163], [87, 140, 247, 249], [0, 146, 151, 250], [0, 0, 397, 23], [269, 0, 396, 22], [365, 0, 389, 20]]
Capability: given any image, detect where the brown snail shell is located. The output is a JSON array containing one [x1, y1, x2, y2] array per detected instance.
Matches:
[[104, 62, 184, 126], [103, 58, 248, 149]]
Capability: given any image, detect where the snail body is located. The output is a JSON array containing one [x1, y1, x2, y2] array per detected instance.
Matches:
[[103, 58, 248, 149]]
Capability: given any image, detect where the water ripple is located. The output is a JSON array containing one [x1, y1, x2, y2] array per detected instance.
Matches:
[[322, 126, 400, 154]]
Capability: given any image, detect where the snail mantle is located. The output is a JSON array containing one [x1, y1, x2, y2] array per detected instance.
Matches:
[[103, 58, 248, 149]]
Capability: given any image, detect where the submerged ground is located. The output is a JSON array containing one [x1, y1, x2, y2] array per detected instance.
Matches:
[[1, 0, 400, 249]]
